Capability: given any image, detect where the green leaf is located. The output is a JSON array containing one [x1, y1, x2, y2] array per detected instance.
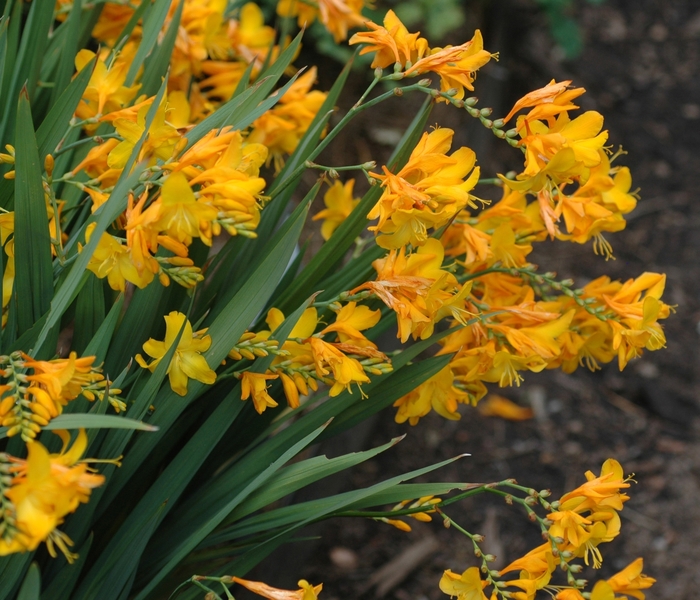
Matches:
[[132, 423, 330, 599], [98, 182, 319, 516], [103, 281, 168, 376], [41, 535, 92, 600], [0, 552, 33, 600], [82, 292, 124, 366], [125, 0, 171, 85], [0, 18, 9, 116], [72, 275, 106, 355], [139, 0, 183, 97], [218, 55, 353, 291], [217, 456, 466, 575], [72, 504, 166, 600], [46, 414, 158, 432], [37, 53, 95, 160], [184, 30, 303, 149], [203, 436, 404, 547], [0, 0, 54, 143], [340, 482, 474, 512], [0, 414, 157, 441], [49, 0, 82, 105], [134, 297, 320, 576], [276, 98, 432, 313], [228, 69, 302, 131], [314, 242, 384, 302], [13, 89, 53, 336], [32, 77, 169, 356], [17, 563, 40, 600], [95, 308, 188, 473]]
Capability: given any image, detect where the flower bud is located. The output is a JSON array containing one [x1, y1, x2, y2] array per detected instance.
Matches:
[[44, 154, 54, 177]]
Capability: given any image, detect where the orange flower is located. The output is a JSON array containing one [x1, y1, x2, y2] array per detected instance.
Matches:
[[0, 430, 105, 559], [239, 371, 279, 414], [606, 558, 655, 600], [477, 394, 534, 421], [233, 576, 322, 599], [277, 0, 365, 42], [504, 79, 584, 124], [312, 179, 360, 240], [349, 9, 428, 68]]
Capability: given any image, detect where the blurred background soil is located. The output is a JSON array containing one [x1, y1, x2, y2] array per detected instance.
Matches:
[[255, 1, 700, 598]]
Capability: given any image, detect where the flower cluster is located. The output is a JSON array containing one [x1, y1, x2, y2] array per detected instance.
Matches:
[[235, 301, 392, 413], [350, 10, 495, 100], [501, 80, 636, 256], [439, 460, 656, 600], [0, 4, 665, 591], [1, 3, 329, 311], [338, 14, 671, 425], [277, 0, 366, 43], [0, 430, 106, 560], [0, 352, 122, 441]]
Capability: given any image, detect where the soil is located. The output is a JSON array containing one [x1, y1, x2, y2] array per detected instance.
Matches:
[[257, 1, 700, 599]]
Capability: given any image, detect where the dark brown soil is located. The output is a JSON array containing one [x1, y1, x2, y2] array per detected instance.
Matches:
[[258, 1, 700, 599]]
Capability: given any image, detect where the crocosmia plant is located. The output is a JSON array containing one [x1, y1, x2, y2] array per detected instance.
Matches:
[[0, 1, 663, 599]]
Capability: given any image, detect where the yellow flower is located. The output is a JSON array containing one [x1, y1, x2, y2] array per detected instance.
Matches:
[[0, 430, 105, 559], [500, 542, 555, 588], [277, 0, 365, 42], [407, 31, 494, 100], [368, 128, 479, 249], [589, 581, 615, 600], [606, 558, 655, 600], [232, 576, 322, 600], [504, 79, 584, 125], [320, 301, 380, 345], [0, 211, 15, 311], [307, 338, 369, 396], [394, 365, 468, 425], [349, 9, 429, 68], [352, 239, 466, 342], [136, 312, 216, 396], [148, 172, 218, 246], [74, 47, 140, 121], [248, 68, 327, 171], [488, 223, 533, 268], [312, 179, 360, 240], [477, 394, 534, 421], [439, 567, 488, 600], [83, 224, 155, 292], [479, 349, 547, 387], [559, 459, 630, 513], [230, 3, 277, 62], [107, 96, 182, 169], [239, 371, 279, 414]]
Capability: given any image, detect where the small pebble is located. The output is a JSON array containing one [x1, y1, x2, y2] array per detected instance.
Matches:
[[649, 23, 668, 42], [329, 547, 358, 570], [681, 103, 700, 120]]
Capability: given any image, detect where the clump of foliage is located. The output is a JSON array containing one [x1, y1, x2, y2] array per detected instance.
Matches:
[[0, 1, 660, 599]]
